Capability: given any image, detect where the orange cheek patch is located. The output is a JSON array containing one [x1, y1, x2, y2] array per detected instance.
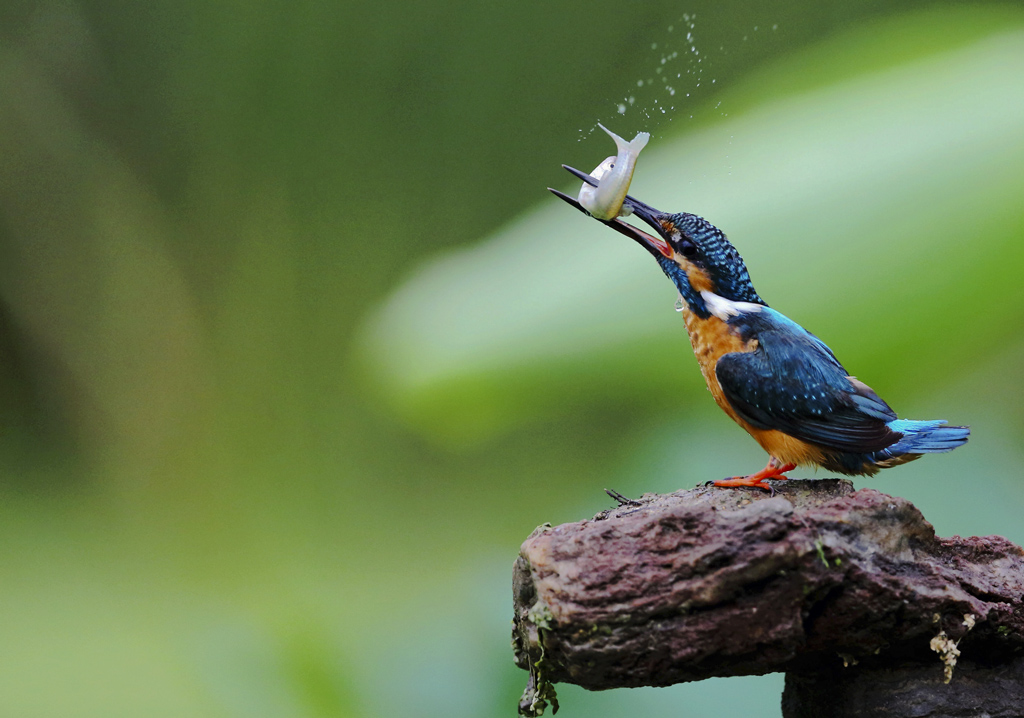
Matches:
[[683, 262, 713, 293]]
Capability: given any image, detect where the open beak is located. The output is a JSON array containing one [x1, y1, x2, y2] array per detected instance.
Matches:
[[548, 165, 674, 260]]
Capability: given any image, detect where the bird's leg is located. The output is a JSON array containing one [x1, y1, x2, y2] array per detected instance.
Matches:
[[712, 458, 796, 493]]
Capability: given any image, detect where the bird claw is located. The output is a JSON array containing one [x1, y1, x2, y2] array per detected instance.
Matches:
[[710, 476, 779, 496], [703, 478, 774, 496], [708, 461, 794, 496], [605, 488, 642, 507]]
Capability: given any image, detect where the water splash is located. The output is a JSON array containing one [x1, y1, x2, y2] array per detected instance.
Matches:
[[580, 12, 710, 140], [579, 19, 782, 143]]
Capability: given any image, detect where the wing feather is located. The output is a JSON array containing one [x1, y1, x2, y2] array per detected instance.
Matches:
[[715, 309, 899, 453]]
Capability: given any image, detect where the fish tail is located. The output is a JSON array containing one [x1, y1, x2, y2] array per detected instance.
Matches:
[[597, 123, 649, 156]]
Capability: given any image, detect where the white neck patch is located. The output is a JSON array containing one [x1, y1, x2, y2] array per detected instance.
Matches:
[[700, 290, 763, 321]]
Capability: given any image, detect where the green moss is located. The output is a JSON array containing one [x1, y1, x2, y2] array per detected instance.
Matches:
[[815, 539, 829, 568], [520, 676, 559, 718], [814, 538, 844, 568], [527, 603, 554, 631], [519, 602, 560, 717]]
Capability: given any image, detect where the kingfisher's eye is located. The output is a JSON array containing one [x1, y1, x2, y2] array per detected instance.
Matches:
[[679, 241, 698, 258]]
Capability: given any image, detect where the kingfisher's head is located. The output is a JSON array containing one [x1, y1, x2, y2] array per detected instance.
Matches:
[[550, 173, 764, 319], [631, 208, 765, 318]]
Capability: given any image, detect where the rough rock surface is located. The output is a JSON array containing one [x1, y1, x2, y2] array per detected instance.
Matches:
[[782, 656, 1024, 717], [511, 480, 1024, 716]]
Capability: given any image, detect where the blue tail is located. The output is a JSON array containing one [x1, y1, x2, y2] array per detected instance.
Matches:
[[867, 419, 970, 468]]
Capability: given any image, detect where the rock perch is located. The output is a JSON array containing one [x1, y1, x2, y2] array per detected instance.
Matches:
[[512, 480, 1024, 716]]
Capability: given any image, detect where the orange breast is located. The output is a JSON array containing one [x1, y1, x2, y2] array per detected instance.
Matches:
[[681, 308, 826, 468], [681, 308, 750, 421]]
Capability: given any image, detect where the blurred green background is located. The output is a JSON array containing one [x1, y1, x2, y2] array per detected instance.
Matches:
[[1, 1, 1023, 716]]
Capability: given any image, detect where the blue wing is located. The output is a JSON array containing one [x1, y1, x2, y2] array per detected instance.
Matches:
[[715, 307, 901, 453]]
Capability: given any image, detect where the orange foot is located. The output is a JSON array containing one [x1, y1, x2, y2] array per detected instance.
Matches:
[[712, 460, 797, 493]]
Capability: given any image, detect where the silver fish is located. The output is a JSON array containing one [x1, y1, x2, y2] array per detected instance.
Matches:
[[578, 123, 650, 220]]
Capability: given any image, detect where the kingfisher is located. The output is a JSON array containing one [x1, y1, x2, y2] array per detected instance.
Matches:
[[550, 167, 969, 492]]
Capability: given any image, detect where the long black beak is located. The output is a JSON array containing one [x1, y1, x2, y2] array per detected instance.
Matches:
[[548, 165, 674, 260]]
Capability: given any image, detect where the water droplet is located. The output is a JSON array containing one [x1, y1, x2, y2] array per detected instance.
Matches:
[[637, 79, 644, 87], [651, 42, 658, 49], [617, 103, 627, 114], [675, 296, 685, 312], [667, 25, 674, 32]]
